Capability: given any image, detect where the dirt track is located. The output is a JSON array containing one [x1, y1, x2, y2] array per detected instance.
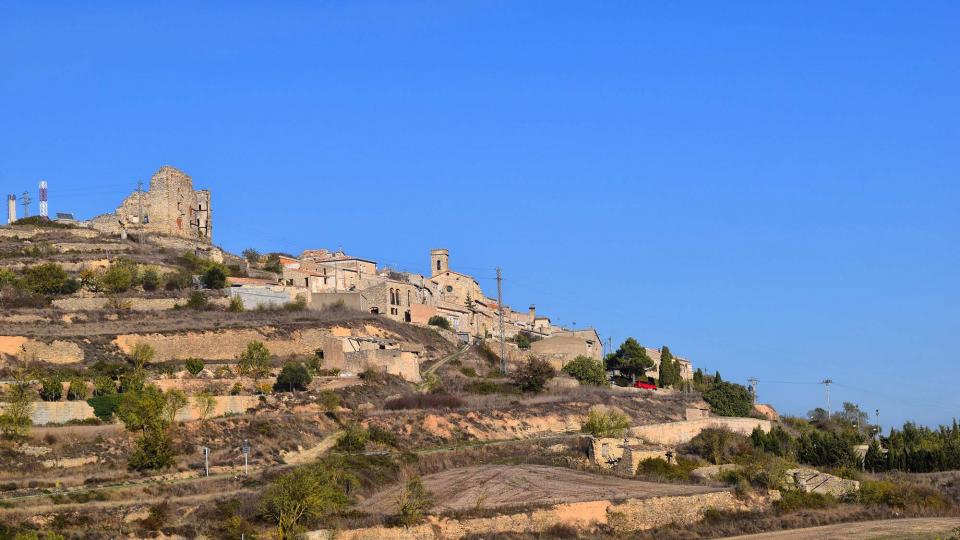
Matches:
[[722, 517, 960, 540], [357, 464, 724, 514]]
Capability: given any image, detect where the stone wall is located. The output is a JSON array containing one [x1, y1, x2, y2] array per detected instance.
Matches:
[[13, 395, 259, 425], [112, 328, 335, 362], [305, 491, 768, 539], [630, 418, 771, 446]]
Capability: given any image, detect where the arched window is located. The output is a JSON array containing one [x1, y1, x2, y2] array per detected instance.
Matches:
[[389, 288, 395, 305], [436, 259, 441, 271]]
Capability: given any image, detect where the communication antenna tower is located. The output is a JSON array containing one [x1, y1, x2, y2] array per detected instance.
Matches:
[[20, 191, 31, 218], [747, 377, 759, 403], [38, 181, 48, 218], [819, 379, 833, 419]]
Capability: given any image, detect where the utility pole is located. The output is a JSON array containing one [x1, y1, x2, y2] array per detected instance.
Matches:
[[819, 379, 833, 419], [136, 180, 144, 246], [747, 377, 759, 403], [496, 267, 506, 374], [202, 446, 210, 477], [20, 191, 31, 218], [242, 439, 250, 475]]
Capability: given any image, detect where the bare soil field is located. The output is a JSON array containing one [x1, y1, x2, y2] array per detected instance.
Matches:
[[356, 464, 724, 514], [722, 517, 960, 539]]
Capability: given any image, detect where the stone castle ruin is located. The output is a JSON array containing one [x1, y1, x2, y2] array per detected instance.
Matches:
[[90, 166, 212, 243]]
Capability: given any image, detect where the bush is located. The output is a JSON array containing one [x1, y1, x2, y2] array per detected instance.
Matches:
[[459, 366, 477, 377], [274, 363, 312, 392], [394, 474, 432, 526], [230, 382, 244, 396], [685, 427, 750, 465], [703, 381, 754, 417], [184, 358, 205, 376], [427, 315, 451, 330], [513, 333, 531, 349], [562, 355, 608, 386], [775, 490, 837, 514], [141, 268, 160, 291], [203, 266, 227, 289], [858, 479, 951, 511], [510, 356, 556, 393], [23, 263, 68, 294], [796, 429, 856, 468], [67, 378, 88, 401], [39, 376, 63, 401], [93, 375, 117, 396], [368, 426, 398, 447], [636, 456, 698, 481], [228, 295, 244, 312], [185, 291, 208, 310], [384, 393, 465, 410], [164, 271, 190, 291], [237, 341, 272, 379], [99, 260, 138, 293], [284, 293, 307, 311], [335, 423, 369, 452], [87, 394, 122, 421], [581, 406, 631, 437], [463, 380, 518, 395], [318, 390, 340, 410]]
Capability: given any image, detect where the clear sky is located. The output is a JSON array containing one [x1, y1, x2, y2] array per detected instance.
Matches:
[[2, 2, 957, 430]]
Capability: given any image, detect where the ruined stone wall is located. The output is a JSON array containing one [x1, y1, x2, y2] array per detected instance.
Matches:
[[11, 395, 260, 425], [530, 334, 603, 370], [305, 491, 769, 539], [0, 336, 84, 365], [89, 166, 212, 243]]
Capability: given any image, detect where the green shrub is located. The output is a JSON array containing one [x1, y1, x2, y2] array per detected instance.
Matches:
[[202, 266, 228, 289], [24, 263, 68, 294], [368, 426, 398, 447], [394, 474, 432, 526], [464, 380, 518, 395], [562, 356, 608, 386], [274, 362, 312, 392], [703, 381, 754, 417], [93, 375, 117, 396], [858, 479, 951, 511], [284, 293, 307, 311], [581, 406, 631, 437], [427, 315, 451, 330], [99, 259, 138, 293], [510, 356, 556, 393], [685, 427, 751, 465], [636, 456, 698, 481], [39, 376, 63, 401], [460, 366, 477, 377], [335, 423, 369, 452], [184, 358, 205, 376], [230, 382, 244, 396], [228, 295, 244, 312], [185, 291, 208, 310], [87, 394, 122, 421], [796, 429, 856, 468], [318, 390, 340, 410], [775, 490, 837, 514], [237, 341, 272, 379], [141, 268, 160, 291], [67, 378, 88, 401]]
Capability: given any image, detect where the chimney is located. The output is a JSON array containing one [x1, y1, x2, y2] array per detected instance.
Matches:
[[529, 304, 536, 324], [6, 194, 15, 224]]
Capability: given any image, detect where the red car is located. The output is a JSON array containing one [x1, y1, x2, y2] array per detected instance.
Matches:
[[634, 381, 657, 390]]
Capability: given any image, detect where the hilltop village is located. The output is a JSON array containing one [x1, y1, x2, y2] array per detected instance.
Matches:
[[0, 166, 944, 539]]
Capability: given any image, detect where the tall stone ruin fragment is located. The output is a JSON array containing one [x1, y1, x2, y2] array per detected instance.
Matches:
[[90, 166, 212, 242]]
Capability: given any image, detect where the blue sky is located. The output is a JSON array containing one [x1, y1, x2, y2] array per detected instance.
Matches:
[[2, 2, 957, 430]]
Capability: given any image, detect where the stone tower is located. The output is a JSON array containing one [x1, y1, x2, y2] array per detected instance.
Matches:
[[430, 248, 449, 277], [90, 166, 213, 243]]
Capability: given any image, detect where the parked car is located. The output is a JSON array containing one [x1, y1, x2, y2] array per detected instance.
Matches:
[[634, 380, 657, 390]]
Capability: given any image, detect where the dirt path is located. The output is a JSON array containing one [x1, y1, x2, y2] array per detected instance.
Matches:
[[281, 429, 343, 465], [722, 517, 960, 540], [421, 343, 469, 377], [357, 463, 724, 514]]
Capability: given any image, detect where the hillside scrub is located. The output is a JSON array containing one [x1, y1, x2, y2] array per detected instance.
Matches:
[[562, 355, 608, 386], [581, 406, 631, 437], [685, 427, 752, 465], [259, 460, 355, 540], [427, 315, 451, 330], [702, 380, 754, 417], [274, 362, 312, 392], [511, 357, 556, 393]]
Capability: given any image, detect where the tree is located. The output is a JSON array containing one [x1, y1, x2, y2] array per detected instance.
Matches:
[[194, 391, 216, 423], [562, 356, 608, 386], [703, 381, 753, 417], [510, 356, 556, 393], [67, 377, 88, 400], [39, 375, 63, 401], [395, 474, 433, 526], [513, 332, 531, 349], [23, 263, 68, 294], [263, 254, 283, 273], [0, 361, 34, 440], [203, 266, 227, 289], [693, 368, 704, 384], [242, 248, 261, 264], [130, 342, 156, 371], [259, 462, 354, 540], [275, 362, 312, 392], [607, 338, 653, 383], [864, 439, 885, 473], [714, 371, 722, 383], [581, 406, 631, 437], [117, 386, 184, 470], [657, 346, 682, 388], [237, 341, 272, 380]]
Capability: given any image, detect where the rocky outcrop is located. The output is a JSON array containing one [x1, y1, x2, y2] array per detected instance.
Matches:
[[786, 468, 859, 497]]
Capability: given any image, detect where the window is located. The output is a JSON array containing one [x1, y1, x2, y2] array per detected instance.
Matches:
[[407, 290, 411, 306], [446, 285, 453, 293], [436, 260, 441, 271]]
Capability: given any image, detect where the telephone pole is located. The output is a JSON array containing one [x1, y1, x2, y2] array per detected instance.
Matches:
[[20, 191, 31, 218], [747, 377, 758, 403], [496, 267, 506, 374], [819, 379, 833, 419]]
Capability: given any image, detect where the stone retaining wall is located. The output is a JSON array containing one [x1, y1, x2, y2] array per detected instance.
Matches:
[[0, 336, 84, 364], [306, 491, 769, 539], [13, 395, 260, 425], [630, 417, 771, 446]]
